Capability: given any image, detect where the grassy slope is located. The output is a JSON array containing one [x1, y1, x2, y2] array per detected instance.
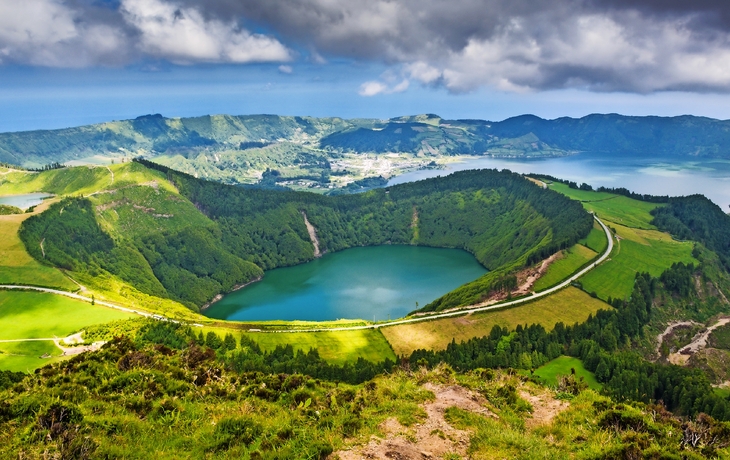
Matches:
[[0, 198, 76, 290], [241, 330, 396, 365], [581, 223, 696, 300], [533, 244, 597, 291], [382, 287, 610, 356], [0, 290, 133, 372], [580, 221, 609, 253], [549, 182, 697, 301], [548, 182, 660, 229], [531, 356, 601, 390]]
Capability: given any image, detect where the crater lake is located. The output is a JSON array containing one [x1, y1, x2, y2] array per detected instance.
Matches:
[[203, 245, 488, 322]]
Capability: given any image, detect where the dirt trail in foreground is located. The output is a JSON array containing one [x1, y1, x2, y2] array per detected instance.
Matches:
[[335, 383, 494, 459]]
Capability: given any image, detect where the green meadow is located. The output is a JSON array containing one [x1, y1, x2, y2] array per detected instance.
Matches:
[[0, 204, 77, 291], [581, 224, 696, 300], [531, 356, 601, 390], [207, 327, 397, 365], [534, 244, 598, 291], [579, 221, 608, 254], [548, 182, 661, 229]]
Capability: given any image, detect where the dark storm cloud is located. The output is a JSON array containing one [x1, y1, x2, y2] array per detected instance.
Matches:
[[1, 0, 729, 93]]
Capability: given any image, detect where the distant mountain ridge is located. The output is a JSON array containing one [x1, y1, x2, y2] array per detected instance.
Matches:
[[2, 112, 730, 168]]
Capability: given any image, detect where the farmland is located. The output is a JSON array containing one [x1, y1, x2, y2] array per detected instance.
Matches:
[[381, 287, 610, 356]]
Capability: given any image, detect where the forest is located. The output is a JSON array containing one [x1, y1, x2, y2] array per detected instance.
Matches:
[[19, 160, 592, 311]]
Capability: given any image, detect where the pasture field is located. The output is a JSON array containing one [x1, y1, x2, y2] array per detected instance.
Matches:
[[579, 221, 608, 254], [0, 340, 64, 372], [534, 244, 597, 292], [581, 223, 696, 300], [0, 162, 171, 197], [381, 287, 610, 357], [206, 327, 396, 365], [549, 182, 661, 229], [0, 290, 134, 341], [531, 356, 601, 391], [0, 200, 76, 290]]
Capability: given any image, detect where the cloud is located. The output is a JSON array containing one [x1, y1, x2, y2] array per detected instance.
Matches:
[[2, 0, 730, 94], [0, 0, 128, 66], [278, 64, 293, 74], [120, 0, 291, 64]]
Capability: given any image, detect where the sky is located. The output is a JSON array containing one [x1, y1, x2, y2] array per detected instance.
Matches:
[[2, 0, 730, 132]]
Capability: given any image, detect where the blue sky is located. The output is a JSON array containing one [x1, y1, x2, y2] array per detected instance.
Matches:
[[2, 0, 730, 131]]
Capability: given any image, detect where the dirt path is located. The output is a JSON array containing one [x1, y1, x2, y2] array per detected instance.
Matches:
[[656, 321, 700, 357], [670, 317, 730, 365], [519, 389, 569, 428], [302, 211, 321, 257], [105, 165, 114, 186], [335, 383, 494, 459]]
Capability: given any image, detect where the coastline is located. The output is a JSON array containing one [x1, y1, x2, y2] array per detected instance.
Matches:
[[200, 276, 263, 311]]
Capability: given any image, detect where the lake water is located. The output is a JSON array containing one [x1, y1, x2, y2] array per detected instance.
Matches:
[[204, 245, 487, 322], [390, 154, 730, 212], [0, 193, 52, 210]]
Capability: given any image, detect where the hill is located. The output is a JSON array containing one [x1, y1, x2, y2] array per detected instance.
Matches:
[[3, 113, 730, 190], [11, 161, 591, 313]]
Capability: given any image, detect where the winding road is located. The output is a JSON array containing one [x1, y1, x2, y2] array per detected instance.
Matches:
[[0, 215, 613, 334]]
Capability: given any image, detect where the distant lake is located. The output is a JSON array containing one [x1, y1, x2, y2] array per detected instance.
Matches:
[[390, 154, 730, 212], [204, 245, 487, 322], [0, 193, 52, 210]]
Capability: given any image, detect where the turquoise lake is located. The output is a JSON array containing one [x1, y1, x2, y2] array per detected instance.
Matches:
[[204, 245, 487, 322], [0, 193, 52, 210]]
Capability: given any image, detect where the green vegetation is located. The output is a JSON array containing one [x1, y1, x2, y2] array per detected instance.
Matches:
[[18, 161, 592, 312], [652, 194, 730, 271], [0, 204, 77, 290], [549, 182, 661, 229], [0, 291, 133, 341], [532, 356, 601, 390], [533, 244, 597, 291], [410, 271, 730, 421], [579, 221, 608, 253], [3, 320, 730, 459], [0, 340, 63, 373], [382, 287, 610, 356], [581, 224, 696, 300], [0, 204, 22, 215], [0, 290, 133, 372], [231, 329, 395, 365]]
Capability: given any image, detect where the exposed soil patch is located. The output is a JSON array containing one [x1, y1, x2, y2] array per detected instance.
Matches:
[[655, 321, 700, 359], [519, 388, 569, 428], [334, 383, 494, 460], [54, 332, 106, 356], [302, 211, 321, 257], [512, 252, 562, 297], [668, 317, 730, 366]]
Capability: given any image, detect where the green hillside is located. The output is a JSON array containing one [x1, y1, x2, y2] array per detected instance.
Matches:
[[12, 161, 591, 313]]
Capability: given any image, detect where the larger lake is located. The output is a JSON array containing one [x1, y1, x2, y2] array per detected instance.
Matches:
[[204, 245, 487, 322], [390, 154, 730, 212]]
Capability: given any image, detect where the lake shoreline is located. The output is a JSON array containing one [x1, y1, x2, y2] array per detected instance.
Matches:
[[201, 276, 263, 311]]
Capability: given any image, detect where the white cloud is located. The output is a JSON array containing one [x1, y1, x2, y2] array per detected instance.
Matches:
[[0, 0, 128, 67], [120, 0, 291, 64], [358, 78, 409, 96], [278, 64, 293, 74]]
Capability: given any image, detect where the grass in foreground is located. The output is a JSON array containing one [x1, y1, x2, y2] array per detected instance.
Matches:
[[581, 224, 696, 300], [531, 356, 601, 391], [382, 287, 610, 356], [0, 201, 77, 290], [533, 244, 597, 292]]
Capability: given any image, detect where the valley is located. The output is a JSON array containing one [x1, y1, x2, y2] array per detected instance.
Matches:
[[1, 127, 730, 458]]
